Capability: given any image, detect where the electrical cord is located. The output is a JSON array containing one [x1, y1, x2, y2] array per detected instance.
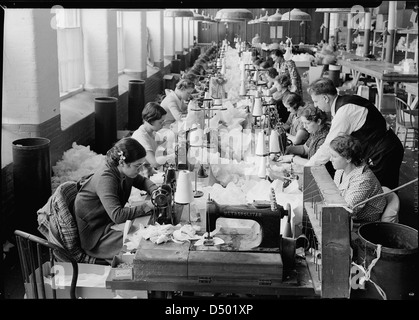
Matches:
[[351, 177, 418, 210]]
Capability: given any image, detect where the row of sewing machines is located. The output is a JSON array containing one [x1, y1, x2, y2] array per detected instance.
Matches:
[[124, 45, 353, 298]]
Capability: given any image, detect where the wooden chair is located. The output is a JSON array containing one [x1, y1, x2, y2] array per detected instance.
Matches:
[[37, 181, 108, 265], [395, 97, 418, 150], [14, 230, 79, 299], [380, 186, 400, 223]]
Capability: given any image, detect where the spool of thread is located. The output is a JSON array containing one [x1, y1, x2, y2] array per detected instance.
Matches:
[[189, 124, 203, 147], [258, 156, 267, 178], [252, 98, 263, 117], [174, 170, 194, 204], [255, 131, 267, 156], [239, 81, 246, 96], [269, 130, 280, 154]]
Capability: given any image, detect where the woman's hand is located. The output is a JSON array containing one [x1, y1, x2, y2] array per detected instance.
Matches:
[[137, 200, 154, 216]]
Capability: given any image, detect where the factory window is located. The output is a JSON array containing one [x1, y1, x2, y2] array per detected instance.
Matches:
[[117, 11, 125, 74], [56, 8, 85, 99]]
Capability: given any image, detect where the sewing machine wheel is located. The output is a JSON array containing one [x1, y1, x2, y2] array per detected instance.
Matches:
[[151, 188, 170, 207]]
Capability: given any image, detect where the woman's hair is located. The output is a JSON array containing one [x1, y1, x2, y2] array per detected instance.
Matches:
[[267, 67, 279, 79], [142, 102, 167, 124], [270, 49, 284, 58], [176, 79, 195, 91], [284, 92, 305, 112], [329, 134, 363, 166], [183, 72, 199, 82], [307, 78, 337, 96], [275, 74, 291, 88], [106, 137, 146, 166], [300, 105, 328, 125]]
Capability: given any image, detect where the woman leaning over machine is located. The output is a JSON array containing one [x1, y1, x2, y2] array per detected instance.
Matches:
[[131, 102, 176, 171], [160, 79, 195, 128], [329, 134, 385, 224], [282, 93, 309, 146], [74, 137, 158, 263], [286, 105, 330, 166]]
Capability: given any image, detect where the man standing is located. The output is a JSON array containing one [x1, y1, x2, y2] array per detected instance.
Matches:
[[305, 78, 404, 189]]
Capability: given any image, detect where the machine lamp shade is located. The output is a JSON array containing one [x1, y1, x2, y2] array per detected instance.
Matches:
[[165, 9, 194, 18], [281, 8, 312, 22], [174, 170, 194, 204]]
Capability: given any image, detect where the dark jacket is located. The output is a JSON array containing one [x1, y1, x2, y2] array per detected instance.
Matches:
[[74, 163, 157, 251]]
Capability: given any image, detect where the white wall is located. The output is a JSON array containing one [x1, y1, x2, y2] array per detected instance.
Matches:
[[164, 16, 175, 58], [2, 9, 59, 125], [82, 9, 118, 91], [146, 10, 164, 66], [122, 11, 147, 76]]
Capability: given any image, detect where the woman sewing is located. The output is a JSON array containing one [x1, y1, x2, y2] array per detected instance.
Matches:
[[282, 93, 309, 146], [271, 73, 291, 124], [286, 105, 330, 166], [160, 79, 195, 128], [74, 137, 158, 263], [329, 134, 385, 224], [270, 49, 303, 97], [131, 102, 175, 170]]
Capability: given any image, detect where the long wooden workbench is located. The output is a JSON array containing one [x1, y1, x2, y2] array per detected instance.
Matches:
[[106, 165, 352, 299], [337, 53, 418, 111]]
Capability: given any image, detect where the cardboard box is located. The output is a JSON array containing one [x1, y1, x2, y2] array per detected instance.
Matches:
[[26, 262, 115, 299], [110, 253, 134, 281]]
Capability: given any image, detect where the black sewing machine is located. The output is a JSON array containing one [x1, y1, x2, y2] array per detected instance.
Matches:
[[149, 185, 174, 225], [205, 198, 290, 248]]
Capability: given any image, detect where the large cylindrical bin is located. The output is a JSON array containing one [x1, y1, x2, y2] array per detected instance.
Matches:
[[128, 80, 145, 130], [12, 137, 51, 235], [94, 97, 118, 155], [176, 54, 186, 71], [327, 64, 341, 87], [353, 222, 418, 300], [171, 59, 181, 74]]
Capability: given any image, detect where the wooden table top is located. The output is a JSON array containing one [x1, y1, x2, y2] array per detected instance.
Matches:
[[337, 56, 418, 82]]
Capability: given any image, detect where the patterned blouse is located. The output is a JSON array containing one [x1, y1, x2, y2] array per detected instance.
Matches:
[[304, 124, 330, 159], [275, 60, 303, 97], [334, 165, 386, 223]]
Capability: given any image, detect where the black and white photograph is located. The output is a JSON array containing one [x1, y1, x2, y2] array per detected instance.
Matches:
[[1, 0, 418, 310]]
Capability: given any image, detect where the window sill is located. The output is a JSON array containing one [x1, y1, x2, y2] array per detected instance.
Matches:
[[60, 90, 102, 130]]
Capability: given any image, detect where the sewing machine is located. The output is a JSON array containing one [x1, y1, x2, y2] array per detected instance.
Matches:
[[149, 185, 174, 225]]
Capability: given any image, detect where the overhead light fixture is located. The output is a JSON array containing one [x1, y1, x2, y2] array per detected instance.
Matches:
[[258, 11, 270, 24], [219, 18, 244, 23], [314, 8, 352, 13], [281, 8, 312, 22], [164, 9, 194, 18], [190, 9, 205, 21], [267, 9, 283, 22], [215, 8, 253, 21], [251, 14, 263, 24]]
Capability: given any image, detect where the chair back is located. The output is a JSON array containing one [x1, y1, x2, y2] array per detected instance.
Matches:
[[14, 229, 79, 299], [380, 186, 400, 223], [395, 97, 418, 130], [37, 181, 97, 264]]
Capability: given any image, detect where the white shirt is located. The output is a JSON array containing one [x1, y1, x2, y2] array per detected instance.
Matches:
[[305, 96, 368, 167], [131, 125, 158, 153]]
